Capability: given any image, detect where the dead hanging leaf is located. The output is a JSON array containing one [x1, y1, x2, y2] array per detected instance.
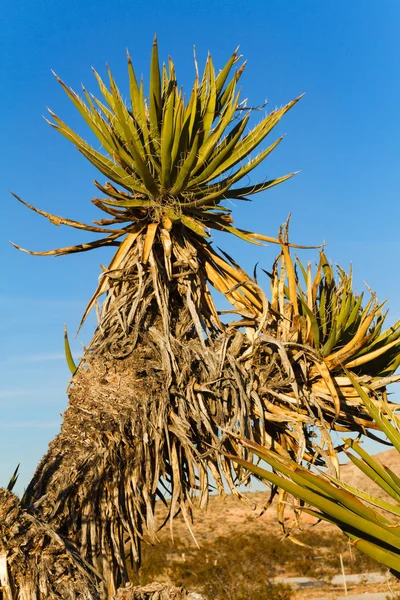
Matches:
[[142, 223, 159, 264], [313, 360, 341, 420], [79, 226, 145, 330], [10, 192, 124, 234], [160, 227, 172, 280], [10, 232, 122, 257]]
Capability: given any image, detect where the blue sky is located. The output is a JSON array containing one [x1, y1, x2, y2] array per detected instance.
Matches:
[[2, 1, 400, 494]]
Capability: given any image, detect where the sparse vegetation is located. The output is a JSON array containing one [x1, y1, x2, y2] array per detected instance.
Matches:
[[128, 529, 382, 599]]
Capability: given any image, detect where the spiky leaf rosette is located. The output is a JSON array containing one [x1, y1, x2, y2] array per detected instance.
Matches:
[[263, 226, 400, 419], [11, 39, 303, 334]]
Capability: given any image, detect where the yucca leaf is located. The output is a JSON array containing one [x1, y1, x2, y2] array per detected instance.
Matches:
[[202, 97, 301, 184], [224, 173, 297, 200], [343, 293, 364, 335], [107, 67, 148, 160], [101, 197, 154, 208], [199, 54, 210, 115], [64, 324, 77, 375], [10, 193, 124, 234], [203, 59, 217, 136], [325, 310, 377, 369], [169, 131, 202, 195], [318, 284, 327, 337], [293, 468, 391, 525], [47, 113, 143, 192], [126, 50, 144, 125], [53, 73, 115, 154], [180, 214, 210, 237], [346, 535, 400, 574], [303, 507, 400, 573], [160, 83, 176, 188], [161, 62, 169, 98], [215, 47, 240, 98], [142, 223, 159, 263], [330, 480, 400, 518], [149, 36, 162, 137], [299, 297, 321, 349], [191, 87, 240, 176], [344, 450, 400, 503], [170, 95, 184, 176], [170, 106, 192, 181], [346, 372, 400, 452], [188, 112, 250, 187], [358, 319, 400, 357], [184, 181, 234, 208], [229, 452, 400, 551], [207, 219, 262, 244], [345, 338, 400, 369], [295, 257, 308, 292], [218, 61, 246, 109], [322, 322, 338, 357], [186, 76, 200, 147], [124, 136, 160, 195], [7, 464, 20, 492], [311, 255, 323, 307], [222, 137, 287, 193], [381, 354, 400, 378], [11, 231, 122, 257]]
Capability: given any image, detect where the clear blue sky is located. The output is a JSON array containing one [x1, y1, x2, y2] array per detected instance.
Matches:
[[2, 0, 400, 494]]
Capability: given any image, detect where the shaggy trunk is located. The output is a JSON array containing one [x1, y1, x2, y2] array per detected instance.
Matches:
[[0, 490, 204, 599], [0, 489, 99, 599], [18, 240, 263, 597]]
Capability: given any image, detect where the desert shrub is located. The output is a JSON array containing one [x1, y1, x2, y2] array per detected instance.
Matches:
[[130, 528, 383, 599], [297, 530, 383, 575], [169, 536, 294, 600]]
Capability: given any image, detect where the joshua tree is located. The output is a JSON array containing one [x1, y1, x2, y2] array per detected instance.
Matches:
[[3, 40, 400, 598]]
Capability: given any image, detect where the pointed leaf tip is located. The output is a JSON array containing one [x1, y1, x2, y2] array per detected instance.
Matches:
[[64, 323, 78, 375]]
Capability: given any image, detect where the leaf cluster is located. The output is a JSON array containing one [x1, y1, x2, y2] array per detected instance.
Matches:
[[229, 374, 400, 576], [269, 235, 400, 380]]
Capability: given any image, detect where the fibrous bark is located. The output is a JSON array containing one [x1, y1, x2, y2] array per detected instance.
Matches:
[[0, 491, 207, 599], [0, 489, 100, 599]]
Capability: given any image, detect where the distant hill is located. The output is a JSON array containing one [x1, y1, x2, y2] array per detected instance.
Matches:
[[341, 447, 399, 498]]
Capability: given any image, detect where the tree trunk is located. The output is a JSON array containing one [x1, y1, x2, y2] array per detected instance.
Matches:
[[23, 342, 172, 597], [0, 489, 100, 599], [20, 323, 253, 597], [0, 489, 205, 599]]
